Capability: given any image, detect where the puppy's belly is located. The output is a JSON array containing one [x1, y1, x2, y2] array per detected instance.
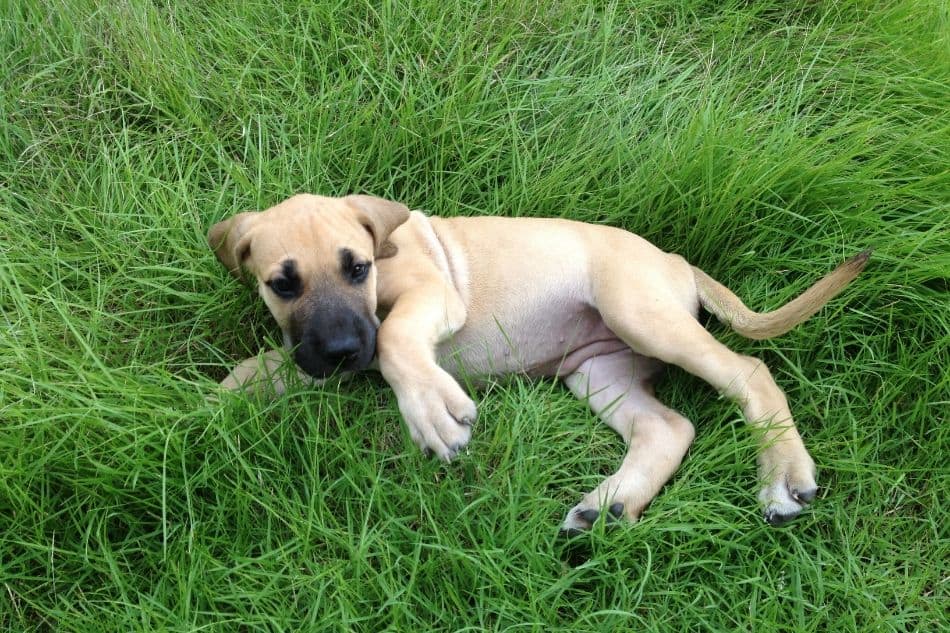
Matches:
[[436, 304, 627, 380]]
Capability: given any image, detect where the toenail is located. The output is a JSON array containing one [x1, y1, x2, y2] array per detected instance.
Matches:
[[608, 502, 624, 519], [792, 487, 817, 503]]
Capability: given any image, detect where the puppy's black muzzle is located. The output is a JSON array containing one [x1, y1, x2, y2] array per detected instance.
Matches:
[[291, 306, 377, 379]]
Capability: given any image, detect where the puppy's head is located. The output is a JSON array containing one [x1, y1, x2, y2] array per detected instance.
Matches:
[[208, 194, 409, 379]]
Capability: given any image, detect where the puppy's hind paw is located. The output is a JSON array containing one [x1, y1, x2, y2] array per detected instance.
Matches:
[[560, 501, 628, 533], [759, 478, 818, 526]]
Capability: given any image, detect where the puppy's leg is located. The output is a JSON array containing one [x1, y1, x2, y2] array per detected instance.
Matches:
[[599, 297, 818, 525], [561, 350, 695, 531], [376, 283, 476, 461], [219, 349, 313, 396]]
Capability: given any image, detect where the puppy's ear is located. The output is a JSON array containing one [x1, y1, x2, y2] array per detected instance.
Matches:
[[207, 211, 258, 279], [344, 194, 410, 259]]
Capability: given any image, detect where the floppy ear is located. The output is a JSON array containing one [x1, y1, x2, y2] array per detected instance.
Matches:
[[344, 194, 411, 259], [207, 211, 258, 279]]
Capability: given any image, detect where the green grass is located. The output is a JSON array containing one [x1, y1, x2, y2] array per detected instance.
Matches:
[[1, 0, 947, 630]]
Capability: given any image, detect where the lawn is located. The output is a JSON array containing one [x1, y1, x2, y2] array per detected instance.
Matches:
[[1, 0, 947, 630]]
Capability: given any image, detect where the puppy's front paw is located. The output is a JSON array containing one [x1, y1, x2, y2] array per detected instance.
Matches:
[[396, 370, 476, 461], [758, 452, 818, 526], [217, 349, 311, 397]]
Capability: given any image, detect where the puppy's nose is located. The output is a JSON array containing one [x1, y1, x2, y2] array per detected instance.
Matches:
[[323, 335, 361, 365]]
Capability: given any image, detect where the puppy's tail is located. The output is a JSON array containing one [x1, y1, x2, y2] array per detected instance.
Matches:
[[693, 250, 871, 340]]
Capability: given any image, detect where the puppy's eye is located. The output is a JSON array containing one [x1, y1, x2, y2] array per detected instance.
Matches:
[[267, 276, 299, 299], [350, 262, 371, 284], [339, 249, 371, 285]]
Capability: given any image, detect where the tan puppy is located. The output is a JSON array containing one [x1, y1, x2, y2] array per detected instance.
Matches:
[[209, 193, 869, 531]]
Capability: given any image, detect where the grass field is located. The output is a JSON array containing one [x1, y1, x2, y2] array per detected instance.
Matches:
[[2, 0, 948, 630]]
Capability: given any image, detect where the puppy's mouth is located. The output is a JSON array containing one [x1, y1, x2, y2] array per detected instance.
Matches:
[[287, 308, 377, 379]]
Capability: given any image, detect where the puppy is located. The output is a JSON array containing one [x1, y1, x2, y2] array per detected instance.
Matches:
[[209, 194, 868, 530]]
